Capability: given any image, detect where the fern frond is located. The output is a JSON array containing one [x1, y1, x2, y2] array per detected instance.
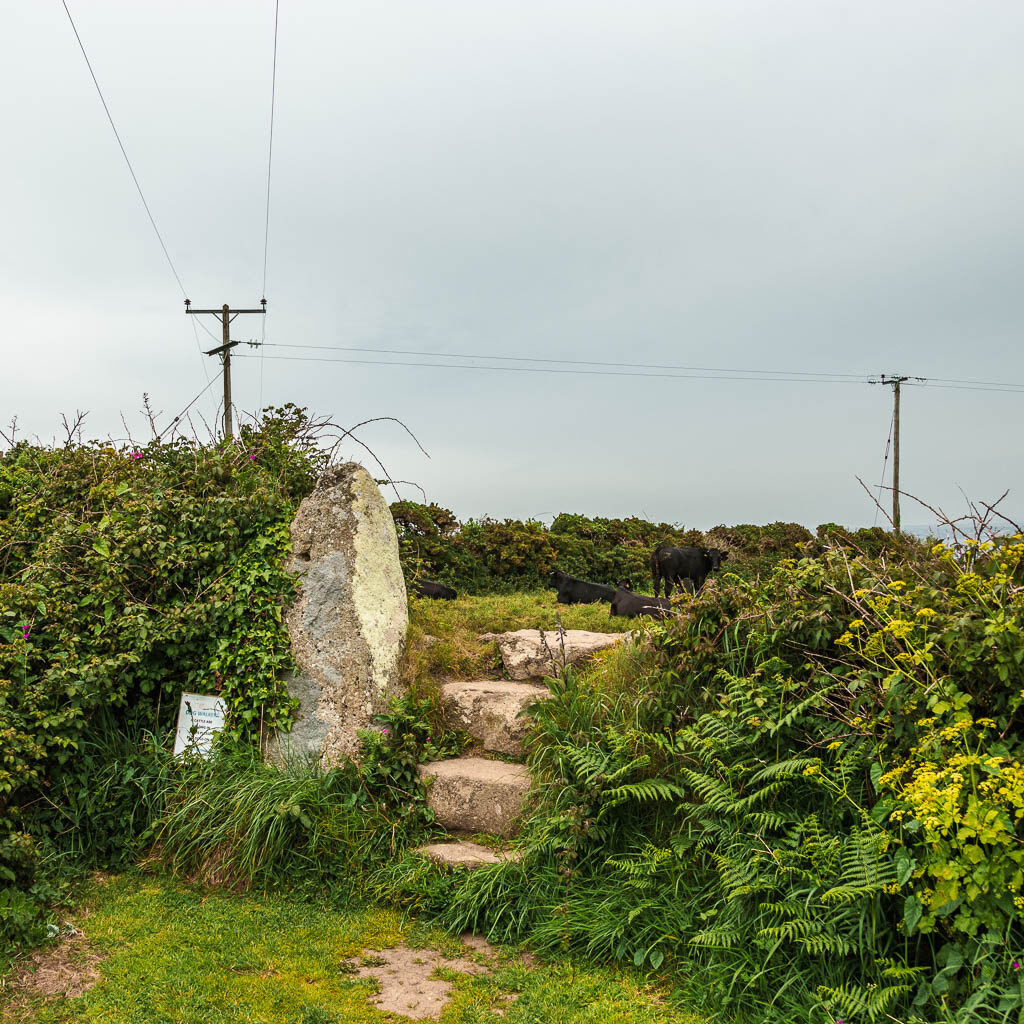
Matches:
[[689, 926, 743, 949], [748, 757, 821, 784]]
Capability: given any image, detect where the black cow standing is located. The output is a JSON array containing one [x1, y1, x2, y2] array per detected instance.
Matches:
[[415, 579, 457, 600], [609, 588, 672, 620], [650, 544, 727, 597], [548, 569, 618, 604]]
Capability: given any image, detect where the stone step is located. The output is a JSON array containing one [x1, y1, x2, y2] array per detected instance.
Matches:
[[414, 839, 520, 869], [418, 757, 531, 838], [440, 679, 551, 757], [478, 629, 626, 681]]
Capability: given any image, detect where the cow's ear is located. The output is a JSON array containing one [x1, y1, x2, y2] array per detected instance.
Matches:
[[720, 550, 729, 560], [701, 548, 709, 556]]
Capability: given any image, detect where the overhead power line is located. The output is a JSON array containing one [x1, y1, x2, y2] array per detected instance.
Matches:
[[261, 0, 280, 301], [61, 0, 221, 380], [872, 408, 896, 528], [259, 342, 867, 380], [903, 380, 1024, 394], [238, 353, 880, 385], [60, 1, 187, 299], [240, 349, 1024, 393], [258, 0, 280, 413], [157, 369, 224, 440]]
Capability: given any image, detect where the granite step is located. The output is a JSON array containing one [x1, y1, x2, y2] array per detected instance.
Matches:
[[414, 839, 520, 869], [478, 629, 626, 681], [418, 757, 531, 838], [440, 679, 551, 757]]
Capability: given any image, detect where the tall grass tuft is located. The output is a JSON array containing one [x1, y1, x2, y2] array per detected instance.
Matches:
[[154, 751, 417, 893]]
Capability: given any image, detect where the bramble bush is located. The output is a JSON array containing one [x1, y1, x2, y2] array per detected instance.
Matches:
[[0, 406, 323, 950]]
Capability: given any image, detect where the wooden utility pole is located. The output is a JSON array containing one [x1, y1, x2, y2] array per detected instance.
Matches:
[[185, 300, 266, 439], [870, 374, 922, 534], [892, 377, 902, 533]]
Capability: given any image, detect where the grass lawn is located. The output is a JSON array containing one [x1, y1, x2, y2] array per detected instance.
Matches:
[[401, 590, 637, 690], [3, 873, 704, 1024]]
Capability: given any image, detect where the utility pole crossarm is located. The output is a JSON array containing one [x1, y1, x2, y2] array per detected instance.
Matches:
[[184, 299, 267, 440], [203, 341, 241, 357], [187, 309, 266, 315]]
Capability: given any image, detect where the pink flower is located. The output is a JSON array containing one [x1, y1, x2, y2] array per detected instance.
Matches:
[[249, 454, 256, 461], [129, 450, 143, 461], [20, 624, 30, 640]]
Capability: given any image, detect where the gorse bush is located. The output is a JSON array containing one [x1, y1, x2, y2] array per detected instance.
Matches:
[[0, 406, 323, 949]]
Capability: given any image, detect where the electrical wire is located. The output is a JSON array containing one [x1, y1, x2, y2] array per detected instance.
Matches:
[[904, 381, 1024, 394], [259, 342, 868, 380], [237, 353, 871, 384], [258, 0, 280, 414], [157, 370, 223, 439], [255, 343, 1024, 391], [190, 317, 211, 384], [261, 0, 279, 301], [60, 1, 188, 299], [872, 409, 895, 528], [922, 375, 1024, 388], [60, 0, 225, 384], [237, 352, 1024, 393]]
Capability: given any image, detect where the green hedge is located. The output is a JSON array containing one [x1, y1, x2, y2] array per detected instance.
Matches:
[[0, 406, 322, 950], [390, 500, 920, 594]]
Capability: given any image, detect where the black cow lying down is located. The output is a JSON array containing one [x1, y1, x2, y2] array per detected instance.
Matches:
[[548, 569, 618, 604], [609, 588, 672, 620], [415, 579, 457, 600], [650, 545, 727, 597]]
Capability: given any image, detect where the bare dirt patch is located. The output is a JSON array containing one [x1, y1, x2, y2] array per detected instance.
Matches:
[[2, 929, 103, 1019], [341, 935, 513, 1020]]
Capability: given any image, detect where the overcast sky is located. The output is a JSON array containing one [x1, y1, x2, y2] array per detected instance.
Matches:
[[4, 1, 1023, 528]]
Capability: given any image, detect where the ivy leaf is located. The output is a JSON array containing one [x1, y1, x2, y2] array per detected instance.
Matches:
[[92, 538, 110, 558], [648, 948, 664, 969]]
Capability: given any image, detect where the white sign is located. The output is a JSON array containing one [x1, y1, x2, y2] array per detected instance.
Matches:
[[173, 692, 228, 757]]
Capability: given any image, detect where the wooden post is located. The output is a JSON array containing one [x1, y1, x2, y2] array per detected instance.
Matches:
[[870, 374, 920, 535], [221, 304, 232, 439], [892, 379, 901, 535]]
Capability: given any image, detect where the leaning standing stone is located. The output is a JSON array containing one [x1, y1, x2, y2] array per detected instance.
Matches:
[[267, 463, 408, 767]]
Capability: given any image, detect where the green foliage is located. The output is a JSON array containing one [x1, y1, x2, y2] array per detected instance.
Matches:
[[155, 751, 386, 893], [357, 697, 468, 805], [0, 406, 322, 947], [396, 539, 1024, 1023], [399, 589, 633, 691], [390, 502, 824, 594], [153, 692, 465, 896], [5, 872, 695, 1024]]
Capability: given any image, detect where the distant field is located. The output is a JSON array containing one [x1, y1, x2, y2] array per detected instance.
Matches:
[[400, 590, 637, 690]]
